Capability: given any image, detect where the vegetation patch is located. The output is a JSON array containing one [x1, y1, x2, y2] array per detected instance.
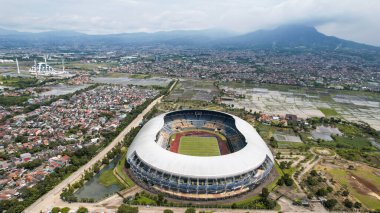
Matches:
[[98, 169, 123, 187], [326, 167, 380, 210], [0, 95, 30, 106], [129, 74, 152, 79], [318, 107, 339, 117], [114, 148, 135, 188]]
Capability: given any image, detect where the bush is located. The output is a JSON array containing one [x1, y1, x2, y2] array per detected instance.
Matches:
[[77, 207, 88, 213], [117, 204, 139, 213], [261, 187, 269, 198], [185, 207, 196, 213], [51, 207, 60, 213], [61, 207, 70, 213], [163, 209, 173, 213]]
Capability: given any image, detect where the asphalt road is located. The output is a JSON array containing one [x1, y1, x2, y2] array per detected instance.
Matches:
[[24, 95, 163, 213]]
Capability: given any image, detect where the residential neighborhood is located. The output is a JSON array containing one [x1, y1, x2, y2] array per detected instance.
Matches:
[[0, 85, 159, 200]]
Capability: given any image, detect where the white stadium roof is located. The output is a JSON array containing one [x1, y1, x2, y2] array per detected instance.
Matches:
[[127, 111, 274, 179]]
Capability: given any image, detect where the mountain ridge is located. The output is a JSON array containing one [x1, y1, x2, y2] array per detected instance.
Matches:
[[0, 25, 379, 51]]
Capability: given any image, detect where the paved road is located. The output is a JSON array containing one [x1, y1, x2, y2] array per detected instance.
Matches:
[[24, 96, 163, 213]]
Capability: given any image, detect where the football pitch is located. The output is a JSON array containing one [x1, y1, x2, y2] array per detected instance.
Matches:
[[178, 136, 220, 156]]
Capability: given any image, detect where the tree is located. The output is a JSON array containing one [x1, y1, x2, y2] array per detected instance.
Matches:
[[276, 152, 281, 159], [279, 161, 287, 169], [310, 170, 318, 176], [326, 186, 333, 193], [324, 199, 337, 209], [231, 203, 237, 209], [316, 188, 327, 196], [283, 174, 294, 186], [277, 177, 284, 186], [157, 193, 165, 205], [354, 202, 362, 209], [77, 207, 88, 213], [117, 204, 139, 213], [163, 209, 174, 213], [341, 190, 349, 196], [344, 199, 353, 208], [51, 207, 60, 213], [306, 176, 317, 186], [269, 137, 278, 148], [185, 207, 196, 213], [261, 187, 269, 198]]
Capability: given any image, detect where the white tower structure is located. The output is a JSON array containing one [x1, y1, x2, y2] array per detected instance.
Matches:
[[16, 58, 20, 75], [62, 58, 65, 72]]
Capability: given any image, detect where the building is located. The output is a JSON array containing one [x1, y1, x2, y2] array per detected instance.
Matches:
[[126, 110, 274, 200]]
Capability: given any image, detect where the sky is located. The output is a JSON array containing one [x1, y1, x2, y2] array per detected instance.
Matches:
[[0, 0, 379, 46]]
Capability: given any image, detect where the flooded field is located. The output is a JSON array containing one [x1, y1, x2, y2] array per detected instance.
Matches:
[[311, 126, 343, 141], [92, 76, 171, 86], [220, 84, 380, 131], [167, 79, 219, 102], [39, 84, 90, 96]]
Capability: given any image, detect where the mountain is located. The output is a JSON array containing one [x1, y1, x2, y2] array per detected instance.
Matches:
[[0, 25, 378, 53], [0, 28, 23, 35], [219, 25, 379, 51]]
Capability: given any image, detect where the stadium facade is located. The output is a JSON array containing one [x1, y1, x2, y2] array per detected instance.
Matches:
[[126, 110, 274, 199]]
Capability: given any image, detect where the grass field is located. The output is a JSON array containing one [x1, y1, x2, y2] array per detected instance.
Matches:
[[98, 169, 123, 187], [178, 136, 220, 156], [318, 107, 339, 117], [114, 148, 135, 189], [322, 165, 380, 210]]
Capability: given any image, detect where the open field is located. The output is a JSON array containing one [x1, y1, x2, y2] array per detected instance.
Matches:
[[167, 79, 219, 102], [317, 164, 380, 210], [92, 76, 171, 87], [178, 136, 220, 156], [158, 100, 225, 113]]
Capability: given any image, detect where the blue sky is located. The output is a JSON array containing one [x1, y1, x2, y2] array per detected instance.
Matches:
[[0, 0, 379, 46]]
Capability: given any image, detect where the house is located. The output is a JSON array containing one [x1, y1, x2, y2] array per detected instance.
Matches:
[[20, 153, 32, 162], [285, 114, 297, 121]]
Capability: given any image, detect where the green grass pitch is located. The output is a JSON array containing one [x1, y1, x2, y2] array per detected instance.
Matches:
[[178, 136, 220, 156]]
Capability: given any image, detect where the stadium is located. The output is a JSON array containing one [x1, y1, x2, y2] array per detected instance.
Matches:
[[126, 110, 274, 200]]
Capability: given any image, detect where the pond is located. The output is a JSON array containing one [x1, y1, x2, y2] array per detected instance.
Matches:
[[311, 126, 343, 141], [73, 156, 123, 201]]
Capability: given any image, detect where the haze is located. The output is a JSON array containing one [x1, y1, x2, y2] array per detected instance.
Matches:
[[0, 0, 379, 46]]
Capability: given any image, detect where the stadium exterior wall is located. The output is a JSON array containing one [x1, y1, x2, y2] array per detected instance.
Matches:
[[126, 110, 274, 198]]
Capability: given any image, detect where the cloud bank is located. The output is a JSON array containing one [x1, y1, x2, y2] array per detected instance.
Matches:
[[0, 0, 379, 45]]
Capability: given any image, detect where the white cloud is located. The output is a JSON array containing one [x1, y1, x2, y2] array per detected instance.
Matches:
[[0, 0, 379, 45]]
